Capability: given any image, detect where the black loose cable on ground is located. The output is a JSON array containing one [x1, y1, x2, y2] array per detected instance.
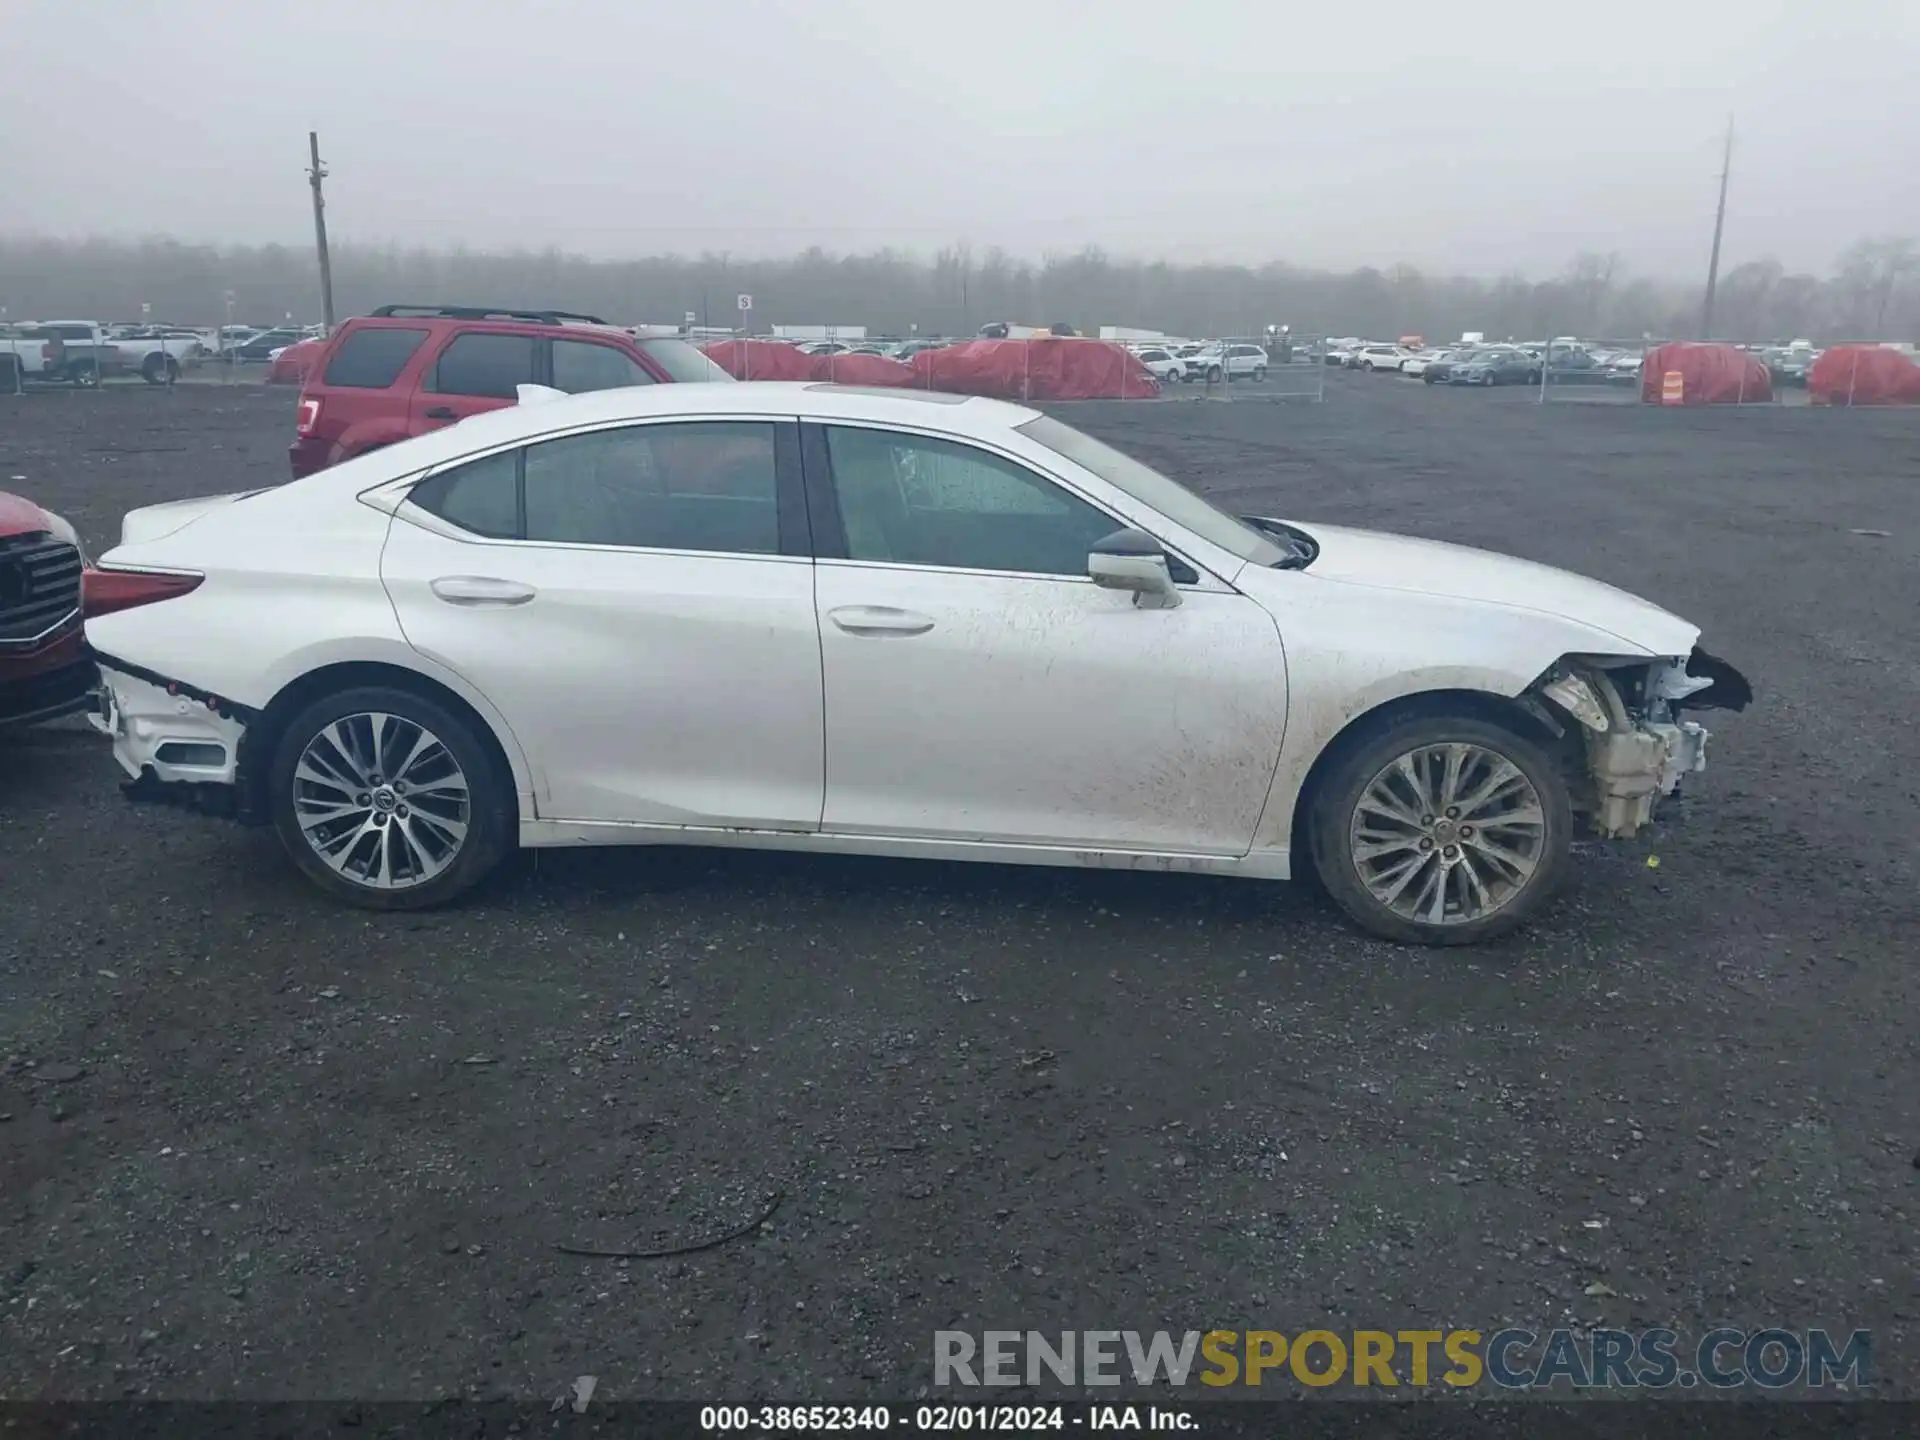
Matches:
[[557, 1190, 785, 1259]]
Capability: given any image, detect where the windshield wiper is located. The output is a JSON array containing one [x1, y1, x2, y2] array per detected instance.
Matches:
[[1239, 515, 1318, 569]]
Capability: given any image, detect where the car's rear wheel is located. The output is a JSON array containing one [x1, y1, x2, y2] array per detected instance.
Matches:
[[1252, 366, 1267, 382], [1307, 714, 1572, 946], [1207, 365, 1223, 383], [69, 361, 100, 387], [141, 354, 179, 385], [268, 685, 513, 910]]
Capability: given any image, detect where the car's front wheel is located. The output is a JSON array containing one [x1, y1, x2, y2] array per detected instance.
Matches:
[[268, 685, 514, 910], [1307, 714, 1572, 945]]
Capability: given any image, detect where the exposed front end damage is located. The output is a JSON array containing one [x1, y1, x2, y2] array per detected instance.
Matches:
[[1531, 648, 1752, 839]]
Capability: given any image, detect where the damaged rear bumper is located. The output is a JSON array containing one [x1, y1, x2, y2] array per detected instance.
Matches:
[[89, 653, 255, 811]]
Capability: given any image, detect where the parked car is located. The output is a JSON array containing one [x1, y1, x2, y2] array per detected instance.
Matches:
[[1401, 348, 1458, 379], [222, 328, 306, 363], [288, 304, 732, 477], [1353, 344, 1416, 373], [1421, 350, 1483, 385], [1448, 350, 1542, 387], [1605, 351, 1645, 384], [1765, 348, 1818, 388], [1325, 340, 1364, 367], [0, 490, 94, 728], [0, 326, 65, 388], [1132, 346, 1187, 383], [1183, 343, 1268, 383], [86, 382, 1749, 945]]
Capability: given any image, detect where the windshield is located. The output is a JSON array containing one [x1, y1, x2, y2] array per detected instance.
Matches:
[[1015, 415, 1289, 567], [635, 337, 734, 382]]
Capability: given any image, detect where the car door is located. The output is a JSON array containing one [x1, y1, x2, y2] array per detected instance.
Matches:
[[380, 416, 824, 829], [409, 331, 537, 434], [805, 421, 1289, 855]]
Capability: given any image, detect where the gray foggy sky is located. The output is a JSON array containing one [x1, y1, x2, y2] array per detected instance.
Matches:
[[6, 0, 1917, 278]]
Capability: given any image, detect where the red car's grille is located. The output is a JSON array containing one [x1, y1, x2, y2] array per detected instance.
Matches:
[[0, 532, 83, 646]]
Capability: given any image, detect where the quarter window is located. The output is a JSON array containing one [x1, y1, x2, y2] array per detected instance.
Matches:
[[823, 426, 1117, 576], [407, 450, 519, 538], [321, 327, 428, 388]]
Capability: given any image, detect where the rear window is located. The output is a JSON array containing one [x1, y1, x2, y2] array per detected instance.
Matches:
[[321, 327, 429, 388]]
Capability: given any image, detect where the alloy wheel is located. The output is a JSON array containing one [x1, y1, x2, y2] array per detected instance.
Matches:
[[291, 711, 471, 889], [1347, 742, 1547, 926]]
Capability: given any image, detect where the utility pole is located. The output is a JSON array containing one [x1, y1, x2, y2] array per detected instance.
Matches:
[[1699, 118, 1733, 340], [307, 131, 336, 331]]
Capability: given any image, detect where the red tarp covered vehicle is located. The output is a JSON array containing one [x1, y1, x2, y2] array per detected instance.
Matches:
[[908, 338, 1160, 401], [1640, 342, 1772, 405], [806, 351, 917, 386], [699, 339, 817, 381], [1808, 345, 1920, 406]]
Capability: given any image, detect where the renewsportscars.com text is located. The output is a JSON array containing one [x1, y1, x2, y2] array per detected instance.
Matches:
[[934, 1327, 1871, 1390]]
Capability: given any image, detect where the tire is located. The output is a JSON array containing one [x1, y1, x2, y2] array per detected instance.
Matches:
[[1206, 365, 1223, 384], [1306, 713, 1572, 946], [69, 361, 100, 387], [1423, 373, 1438, 385], [268, 684, 515, 910], [141, 354, 179, 385], [1362, 361, 1376, 372], [1252, 367, 1266, 383]]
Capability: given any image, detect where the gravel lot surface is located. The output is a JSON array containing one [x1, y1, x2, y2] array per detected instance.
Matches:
[[1, 377, 1915, 1402]]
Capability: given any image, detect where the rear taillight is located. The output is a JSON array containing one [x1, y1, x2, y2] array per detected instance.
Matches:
[[83, 567, 204, 618], [296, 398, 321, 435]]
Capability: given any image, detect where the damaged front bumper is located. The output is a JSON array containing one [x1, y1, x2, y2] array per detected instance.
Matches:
[[1537, 648, 1751, 839], [89, 654, 254, 809]]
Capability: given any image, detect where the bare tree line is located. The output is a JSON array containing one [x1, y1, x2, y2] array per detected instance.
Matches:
[[1, 234, 1914, 343]]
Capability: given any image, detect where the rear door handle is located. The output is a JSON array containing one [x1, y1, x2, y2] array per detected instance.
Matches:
[[828, 605, 935, 637], [430, 575, 536, 607], [424, 406, 458, 421]]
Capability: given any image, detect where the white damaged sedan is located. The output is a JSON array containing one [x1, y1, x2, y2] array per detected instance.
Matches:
[[84, 382, 1750, 945]]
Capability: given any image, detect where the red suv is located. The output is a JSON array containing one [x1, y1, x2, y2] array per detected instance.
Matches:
[[289, 305, 731, 477]]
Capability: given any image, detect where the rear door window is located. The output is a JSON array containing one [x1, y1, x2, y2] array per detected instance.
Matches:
[[428, 333, 537, 398], [321, 327, 429, 388]]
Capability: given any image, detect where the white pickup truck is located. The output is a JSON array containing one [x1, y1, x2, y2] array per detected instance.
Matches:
[[38, 321, 203, 385], [0, 326, 66, 389]]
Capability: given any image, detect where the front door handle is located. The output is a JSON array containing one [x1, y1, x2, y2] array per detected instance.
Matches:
[[424, 405, 458, 421], [430, 575, 536, 607], [828, 604, 935, 637]]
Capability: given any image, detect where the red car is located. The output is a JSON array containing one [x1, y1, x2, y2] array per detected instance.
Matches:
[[0, 491, 94, 728], [289, 305, 731, 477]]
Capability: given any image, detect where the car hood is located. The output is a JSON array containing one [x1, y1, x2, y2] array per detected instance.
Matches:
[[1277, 521, 1699, 655], [0, 491, 53, 539]]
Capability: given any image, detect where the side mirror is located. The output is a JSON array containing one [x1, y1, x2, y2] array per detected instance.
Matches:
[[1088, 528, 1181, 609]]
